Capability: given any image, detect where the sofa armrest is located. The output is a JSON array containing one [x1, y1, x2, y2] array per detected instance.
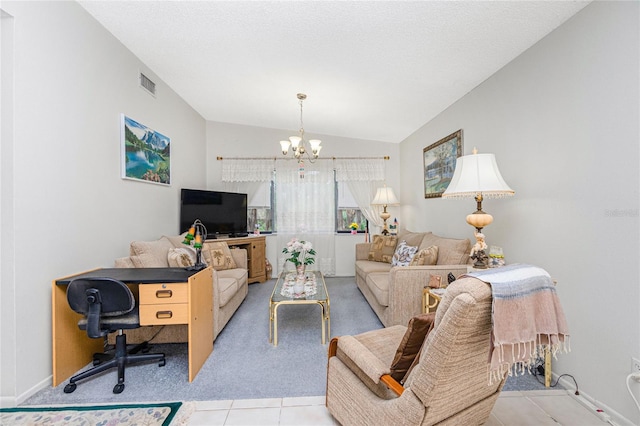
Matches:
[[355, 243, 372, 261], [387, 265, 471, 326], [230, 248, 248, 269]]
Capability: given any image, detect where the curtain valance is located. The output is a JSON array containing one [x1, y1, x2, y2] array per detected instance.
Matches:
[[221, 159, 274, 182], [335, 159, 385, 182]]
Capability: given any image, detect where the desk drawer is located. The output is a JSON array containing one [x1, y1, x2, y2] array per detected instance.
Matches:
[[139, 303, 188, 325], [139, 283, 187, 304]]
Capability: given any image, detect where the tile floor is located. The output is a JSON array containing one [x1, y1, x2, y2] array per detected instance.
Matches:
[[187, 390, 608, 425]]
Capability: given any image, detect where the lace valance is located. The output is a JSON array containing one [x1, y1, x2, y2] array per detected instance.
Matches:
[[335, 159, 385, 182], [221, 159, 274, 182]]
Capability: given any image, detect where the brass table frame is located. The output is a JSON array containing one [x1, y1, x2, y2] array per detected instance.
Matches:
[[269, 270, 330, 346]]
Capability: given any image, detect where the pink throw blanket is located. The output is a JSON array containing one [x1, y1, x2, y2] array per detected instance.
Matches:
[[464, 264, 570, 384]]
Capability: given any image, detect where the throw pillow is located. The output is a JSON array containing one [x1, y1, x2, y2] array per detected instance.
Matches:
[[391, 240, 418, 267], [389, 313, 436, 382], [202, 241, 237, 270], [167, 247, 196, 268], [130, 252, 168, 268], [368, 235, 398, 263], [130, 237, 175, 264], [409, 245, 439, 266]]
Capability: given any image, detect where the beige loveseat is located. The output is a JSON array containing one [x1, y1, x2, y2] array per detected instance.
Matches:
[[114, 235, 248, 343], [355, 230, 472, 327]]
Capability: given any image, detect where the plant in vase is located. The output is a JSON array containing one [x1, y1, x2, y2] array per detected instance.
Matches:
[[282, 238, 316, 278], [349, 222, 359, 234]]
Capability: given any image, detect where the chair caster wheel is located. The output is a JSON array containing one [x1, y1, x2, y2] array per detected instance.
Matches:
[[93, 359, 102, 366], [113, 383, 125, 394], [64, 383, 77, 393], [159, 359, 166, 367]]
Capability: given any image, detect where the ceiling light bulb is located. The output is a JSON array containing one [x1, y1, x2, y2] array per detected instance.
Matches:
[[289, 136, 302, 149], [280, 140, 291, 155]]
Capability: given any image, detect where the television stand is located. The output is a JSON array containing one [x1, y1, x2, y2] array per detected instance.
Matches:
[[210, 235, 267, 284]]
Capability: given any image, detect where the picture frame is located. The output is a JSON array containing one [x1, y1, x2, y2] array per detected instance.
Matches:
[[121, 114, 171, 185], [423, 129, 463, 198]]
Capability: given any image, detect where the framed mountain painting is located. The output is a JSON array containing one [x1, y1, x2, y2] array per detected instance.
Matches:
[[121, 114, 171, 185]]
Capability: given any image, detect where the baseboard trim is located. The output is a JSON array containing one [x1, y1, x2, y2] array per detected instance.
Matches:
[[558, 375, 636, 426], [13, 375, 52, 406]]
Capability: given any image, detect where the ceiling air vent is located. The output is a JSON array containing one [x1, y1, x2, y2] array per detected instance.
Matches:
[[139, 72, 156, 96]]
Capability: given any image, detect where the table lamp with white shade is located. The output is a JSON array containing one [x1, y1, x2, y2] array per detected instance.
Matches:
[[442, 148, 514, 268], [371, 185, 400, 235]]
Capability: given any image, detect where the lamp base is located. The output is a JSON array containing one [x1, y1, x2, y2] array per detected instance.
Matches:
[[471, 250, 489, 269], [185, 263, 207, 271]]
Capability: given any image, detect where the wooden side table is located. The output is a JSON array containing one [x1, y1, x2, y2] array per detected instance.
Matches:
[[422, 284, 553, 387]]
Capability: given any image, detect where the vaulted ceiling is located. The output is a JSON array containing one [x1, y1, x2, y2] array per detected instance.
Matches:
[[79, 1, 590, 143]]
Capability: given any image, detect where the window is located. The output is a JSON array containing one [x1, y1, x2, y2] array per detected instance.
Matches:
[[247, 181, 274, 233], [336, 180, 367, 233], [246, 170, 367, 234]]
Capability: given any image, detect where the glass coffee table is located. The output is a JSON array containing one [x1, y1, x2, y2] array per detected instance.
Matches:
[[269, 270, 330, 346]]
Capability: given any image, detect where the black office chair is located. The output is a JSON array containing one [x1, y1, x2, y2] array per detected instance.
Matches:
[[63, 277, 165, 394]]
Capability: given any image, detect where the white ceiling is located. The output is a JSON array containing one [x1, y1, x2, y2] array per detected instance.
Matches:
[[79, 1, 590, 143]]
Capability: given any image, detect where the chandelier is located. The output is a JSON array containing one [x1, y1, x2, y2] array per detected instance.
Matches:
[[279, 93, 322, 161]]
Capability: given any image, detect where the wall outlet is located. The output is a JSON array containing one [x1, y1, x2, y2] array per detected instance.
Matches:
[[632, 357, 640, 374]]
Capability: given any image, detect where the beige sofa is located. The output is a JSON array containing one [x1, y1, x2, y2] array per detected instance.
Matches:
[[355, 230, 472, 327], [114, 235, 248, 343]]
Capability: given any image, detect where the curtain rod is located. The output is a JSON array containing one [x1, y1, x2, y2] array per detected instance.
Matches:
[[216, 156, 390, 160]]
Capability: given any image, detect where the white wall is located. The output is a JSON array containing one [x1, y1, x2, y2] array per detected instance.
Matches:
[[205, 121, 401, 276], [399, 2, 639, 423], [0, 1, 206, 404]]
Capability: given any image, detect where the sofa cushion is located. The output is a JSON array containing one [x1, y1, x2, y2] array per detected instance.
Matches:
[[368, 235, 398, 263], [391, 240, 418, 267], [409, 245, 439, 266], [420, 233, 470, 265], [203, 241, 237, 270], [389, 313, 436, 382], [131, 253, 168, 268], [397, 230, 431, 248], [366, 272, 390, 307], [167, 247, 196, 268], [163, 234, 188, 248], [114, 257, 135, 268], [130, 237, 175, 264], [218, 277, 239, 308], [217, 267, 248, 285]]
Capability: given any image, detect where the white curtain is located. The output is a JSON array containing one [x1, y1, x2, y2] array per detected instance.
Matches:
[[276, 159, 336, 276], [221, 158, 274, 203], [335, 159, 385, 234]]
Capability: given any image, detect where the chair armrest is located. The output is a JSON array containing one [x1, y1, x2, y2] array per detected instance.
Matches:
[[329, 337, 404, 396], [334, 335, 390, 385], [230, 248, 248, 269], [387, 265, 470, 326], [355, 243, 372, 261]]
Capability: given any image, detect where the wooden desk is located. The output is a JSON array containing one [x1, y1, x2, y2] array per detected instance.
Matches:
[[52, 267, 213, 386]]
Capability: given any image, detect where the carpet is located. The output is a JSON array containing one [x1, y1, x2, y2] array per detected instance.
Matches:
[[23, 277, 554, 406], [0, 402, 189, 425]]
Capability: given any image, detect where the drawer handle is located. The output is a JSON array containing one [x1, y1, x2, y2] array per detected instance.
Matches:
[[156, 311, 173, 319], [156, 290, 173, 298]]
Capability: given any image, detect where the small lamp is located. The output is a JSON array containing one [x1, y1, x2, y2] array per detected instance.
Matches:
[[371, 185, 400, 235], [442, 148, 514, 268], [182, 219, 208, 271]]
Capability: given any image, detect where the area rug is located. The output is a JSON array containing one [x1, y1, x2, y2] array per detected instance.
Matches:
[[0, 401, 191, 425]]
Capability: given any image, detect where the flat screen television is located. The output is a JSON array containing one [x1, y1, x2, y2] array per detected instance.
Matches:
[[180, 188, 248, 238]]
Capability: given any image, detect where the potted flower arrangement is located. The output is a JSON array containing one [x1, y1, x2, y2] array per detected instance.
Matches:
[[282, 238, 316, 277], [349, 222, 359, 235]]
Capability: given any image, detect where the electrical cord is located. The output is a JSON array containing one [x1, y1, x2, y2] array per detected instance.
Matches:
[[627, 373, 640, 413], [532, 358, 580, 395]]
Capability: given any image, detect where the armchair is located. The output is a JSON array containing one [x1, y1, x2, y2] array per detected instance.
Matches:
[[327, 276, 506, 425]]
